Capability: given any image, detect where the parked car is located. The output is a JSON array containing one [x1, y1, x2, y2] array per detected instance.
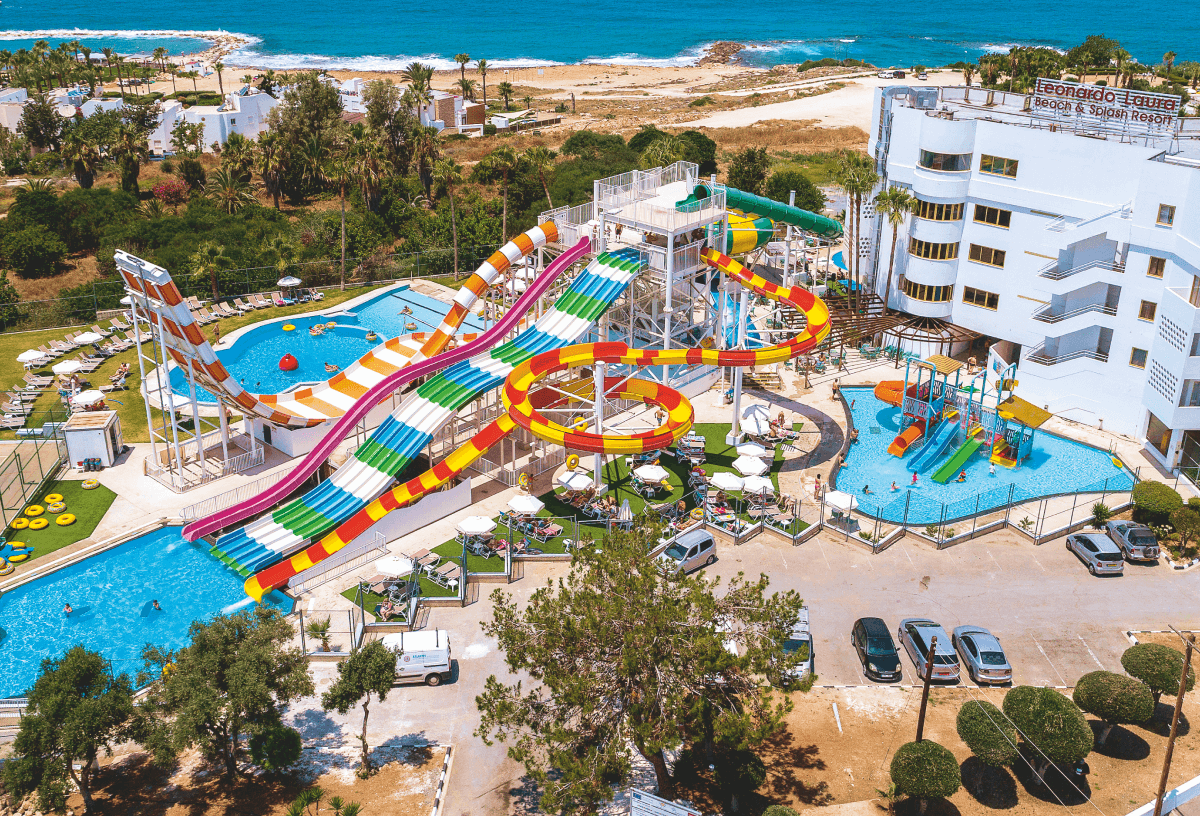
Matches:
[[877, 70, 895, 79], [894, 70, 907, 79], [380, 630, 452, 686], [657, 529, 716, 573], [917, 72, 929, 80], [851, 617, 902, 681], [898, 618, 961, 682], [1106, 520, 1161, 561], [1067, 532, 1125, 575], [952, 625, 1013, 684], [781, 606, 813, 683]]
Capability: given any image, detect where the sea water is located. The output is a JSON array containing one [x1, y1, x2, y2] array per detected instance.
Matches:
[[1, 0, 1193, 70]]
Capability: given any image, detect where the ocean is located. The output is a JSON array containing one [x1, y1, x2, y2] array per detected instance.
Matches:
[[0, 0, 1194, 70]]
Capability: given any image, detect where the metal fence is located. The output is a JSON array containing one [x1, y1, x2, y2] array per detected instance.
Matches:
[[296, 607, 366, 657], [0, 409, 69, 528], [177, 468, 296, 520], [291, 532, 389, 597]]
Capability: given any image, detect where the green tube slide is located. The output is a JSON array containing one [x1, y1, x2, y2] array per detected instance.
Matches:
[[694, 183, 844, 239]]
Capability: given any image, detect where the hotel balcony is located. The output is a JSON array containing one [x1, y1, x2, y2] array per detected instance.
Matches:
[[1026, 326, 1113, 367], [1031, 281, 1121, 329]]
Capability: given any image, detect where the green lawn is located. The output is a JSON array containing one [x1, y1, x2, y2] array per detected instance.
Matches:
[[3, 478, 118, 564]]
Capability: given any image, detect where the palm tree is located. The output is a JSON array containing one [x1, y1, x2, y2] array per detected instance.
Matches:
[[322, 151, 356, 290], [1163, 51, 1177, 83], [187, 69, 200, 93], [111, 124, 148, 194], [401, 61, 433, 90], [267, 235, 296, 282], [482, 145, 521, 242], [1112, 48, 1130, 88], [432, 158, 465, 279], [454, 53, 470, 83], [410, 125, 441, 194], [255, 131, 287, 210], [639, 136, 685, 169], [962, 64, 975, 88], [497, 81, 514, 111], [204, 168, 257, 214], [523, 146, 556, 208], [350, 135, 392, 211], [832, 151, 879, 313], [477, 58, 489, 108], [300, 131, 331, 194], [152, 47, 168, 74], [191, 242, 230, 302], [61, 132, 102, 188], [215, 61, 225, 96], [221, 132, 255, 182], [872, 187, 916, 315], [456, 77, 477, 102]]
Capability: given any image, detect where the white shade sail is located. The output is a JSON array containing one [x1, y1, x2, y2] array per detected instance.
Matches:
[[634, 464, 669, 482], [733, 455, 769, 476], [824, 491, 859, 513]]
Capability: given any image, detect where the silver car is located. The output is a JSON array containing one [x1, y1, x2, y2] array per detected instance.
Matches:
[[1105, 521, 1161, 562], [657, 529, 716, 574], [898, 618, 961, 682], [952, 625, 1012, 684], [1067, 532, 1125, 575]]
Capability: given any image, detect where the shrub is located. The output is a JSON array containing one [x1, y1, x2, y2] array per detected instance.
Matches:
[[554, 102, 569, 113], [483, 124, 497, 136], [1121, 643, 1195, 703], [153, 177, 191, 212], [1090, 502, 1113, 529], [714, 748, 767, 807], [1073, 670, 1154, 745], [763, 807, 801, 816], [889, 740, 960, 810], [956, 700, 1018, 766], [25, 152, 63, 175], [1132, 480, 1183, 524], [765, 169, 827, 214], [1002, 686, 1091, 778], [727, 147, 770, 196], [689, 95, 715, 107], [249, 722, 303, 772], [178, 157, 207, 191], [2, 224, 67, 278], [160, 158, 176, 175]]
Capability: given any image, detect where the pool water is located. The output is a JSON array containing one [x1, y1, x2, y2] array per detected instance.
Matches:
[[169, 286, 486, 404], [837, 386, 1135, 524], [0, 527, 292, 698]]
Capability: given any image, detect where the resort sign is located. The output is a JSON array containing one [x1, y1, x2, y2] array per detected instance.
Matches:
[[1031, 78, 1180, 135]]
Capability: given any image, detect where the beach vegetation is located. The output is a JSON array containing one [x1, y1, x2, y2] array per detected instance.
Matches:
[[497, 80, 515, 110], [727, 146, 770, 195], [17, 97, 62, 151], [766, 169, 825, 214]]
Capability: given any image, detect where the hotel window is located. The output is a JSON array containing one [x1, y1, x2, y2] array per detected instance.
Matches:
[[973, 204, 1012, 228], [1158, 204, 1176, 226], [902, 278, 952, 303], [968, 244, 1006, 268], [1139, 300, 1158, 321], [1148, 256, 1166, 278], [962, 286, 1000, 310], [918, 150, 972, 172], [1130, 348, 1148, 369], [908, 237, 959, 261], [1191, 276, 1200, 308], [914, 199, 964, 222], [1181, 381, 1200, 408], [1191, 334, 1200, 356], [979, 154, 1019, 177]]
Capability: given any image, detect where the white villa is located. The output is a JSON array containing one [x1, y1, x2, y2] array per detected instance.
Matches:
[[327, 76, 484, 132], [148, 86, 279, 155]]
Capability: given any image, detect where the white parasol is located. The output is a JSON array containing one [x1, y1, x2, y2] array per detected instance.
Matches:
[[278, 276, 302, 287], [374, 555, 414, 578], [634, 464, 669, 482], [73, 332, 103, 345], [710, 471, 744, 492], [733, 455, 769, 476], [736, 442, 769, 458], [824, 491, 859, 513], [71, 390, 105, 406], [740, 414, 773, 436], [507, 494, 545, 515], [120, 296, 133, 305], [616, 499, 633, 523], [557, 471, 593, 492], [52, 360, 82, 375], [17, 350, 47, 363], [742, 475, 775, 495], [457, 515, 497, 535]]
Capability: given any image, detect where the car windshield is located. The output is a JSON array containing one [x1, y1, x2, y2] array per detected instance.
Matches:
[[933, 653, 958, 665], [665, 544, 687, 560], [1130, 531, 1157, 546], [1097, 551, 1124, 562], [867, 638, 895, 656], [980, 651, 1007, 666], [783, 638, 811, 660]]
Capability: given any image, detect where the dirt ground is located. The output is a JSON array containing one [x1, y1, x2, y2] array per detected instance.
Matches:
[[55, 743, 445, 816], [687, 684, 1199, 816]]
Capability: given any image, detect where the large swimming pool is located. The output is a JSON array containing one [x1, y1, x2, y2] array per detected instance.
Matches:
[[0, 527, 292, 699], [169, 286, 486, 404], [837, 386, 1135, 524]]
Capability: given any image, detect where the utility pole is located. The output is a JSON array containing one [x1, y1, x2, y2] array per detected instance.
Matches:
[[915, 635, 937, 742], [1153, 630, 1195, 816]]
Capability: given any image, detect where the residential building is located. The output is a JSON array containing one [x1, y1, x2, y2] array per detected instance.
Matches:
[[0, 87, 28, 134], [868, 83, 1200, 470], [148, 86, 279, 155], [324, 75, 475, 131]]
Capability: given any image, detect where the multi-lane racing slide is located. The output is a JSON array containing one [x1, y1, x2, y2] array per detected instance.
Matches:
[[244, 246, 831, 600], [216, 246, 642, 577], [183, 227, 579, 543]]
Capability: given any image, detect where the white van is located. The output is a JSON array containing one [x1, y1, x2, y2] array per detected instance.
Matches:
[[380, 630, 453, 686]]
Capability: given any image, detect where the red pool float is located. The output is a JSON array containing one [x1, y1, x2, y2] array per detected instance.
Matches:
[[279, 353, 299, 371]]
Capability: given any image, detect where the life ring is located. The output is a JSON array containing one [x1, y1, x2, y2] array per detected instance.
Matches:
[[24, 505, 44, 517], [517, 473, 531, 491], [56, 513, 76, 526], [325, 321, 336, 329], [573, 418, 588, 431], [44, 493, 63, 503], [11, 518, 28, 529], [81, 479, 100, 490], [28, 518, 48, 530], [47, 502, 66, 514], [0, 558, 12, 576], [566, 454, 580, 470], [366, 331, 378, 342], [690, 507, 705, 520], [700, 336, 715, 349], [405, 322, 418, 331], [7, 552, 27, 562], [283, 324, 296, 331]]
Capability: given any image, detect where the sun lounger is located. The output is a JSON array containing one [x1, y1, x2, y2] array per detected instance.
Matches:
[[75, 357, 101, 374], [185, 296, 203, 310], [233, 298, 255, 313], [90, 324, 112, 338], [49, 340, 75, 353], [36, 345, 63, 359], [7, 391, 35, 404], [0, 416, 26, 430], [99, 379, 126, 393], [251, 294, 272, 308], [23, 372, 52, 388], [2, 400, 33, 414], [272, 291, 294, 306], [430, 562, 461, 590], [308, 288, 324, 301], [110, 316, 131, 331], [410, 548, 441, 574]]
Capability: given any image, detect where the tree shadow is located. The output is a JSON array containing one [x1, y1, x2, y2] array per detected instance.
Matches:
[[1144, 704, 1190, 736], [960, 756, 1018, 809], [758, 727, 832, 806], [1089, 721, 1150, 760], [367, 733, 434, 770], [508, 772, 546, 816], [1009, 748, 1092, 806]]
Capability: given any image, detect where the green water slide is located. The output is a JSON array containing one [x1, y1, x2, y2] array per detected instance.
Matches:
[[690, 184, 844, 239], [932, 437, 985, 484]]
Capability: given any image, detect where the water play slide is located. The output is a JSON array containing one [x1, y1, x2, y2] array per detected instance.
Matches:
[[182, 234, 586, 543], [932, 433, 985, 484], [695, 184, 844, 239], [218, 247, 643, 577], [712, 289, 764, 349], [726, 213, 775, 254], [874, 381, 905, 407], [244, 246, 831, 601], [887, 421, 924, 457], [908, 419, 957, 472]]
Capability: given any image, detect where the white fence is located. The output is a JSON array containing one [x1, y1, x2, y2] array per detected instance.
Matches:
[[290, 532, 389, 596], [178, 468, 293, 520]]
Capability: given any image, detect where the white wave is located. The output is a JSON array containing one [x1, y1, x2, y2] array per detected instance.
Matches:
[[228, 48, 564, 72], [581, 42, 712, 68], [0, 28, 261, 46], [220, 596, 255, 615], [839, 38, 857, 43]]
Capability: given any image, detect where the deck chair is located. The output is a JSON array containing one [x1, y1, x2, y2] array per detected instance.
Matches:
[[109, 316, 131, 331], [430, 562, 461, 590], [410, 548, 441, 574], [272, 291, 293, 306], [49, 340, 75, 353], [23, 372, 53, 388], [233, 298, 255, 313], [308, 288, 324, 301], [37, 345, 63, 359], [75, 356, 101, 373], [7, 391, 36, 405], [2, 400, 33, 414], [90, 324, 112, 338], [184, 296, 202, 310], [251, 294, 272, 308], [0, 416, 26, 430]]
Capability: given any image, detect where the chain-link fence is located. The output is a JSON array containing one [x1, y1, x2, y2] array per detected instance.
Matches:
[[0, 408, 69, 528]]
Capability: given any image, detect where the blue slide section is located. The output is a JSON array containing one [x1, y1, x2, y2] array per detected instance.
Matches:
[[908, 419, 957, 473], [713, 290, 763, 349]]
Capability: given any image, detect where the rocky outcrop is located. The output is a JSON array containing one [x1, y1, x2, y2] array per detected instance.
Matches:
[[698, 42, 747, 66]]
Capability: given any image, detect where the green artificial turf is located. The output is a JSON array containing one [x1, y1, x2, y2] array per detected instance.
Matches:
[[2, 478, 118, 564]]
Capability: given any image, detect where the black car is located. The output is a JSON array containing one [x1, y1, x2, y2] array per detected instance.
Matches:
[[851, 617, 902, 681]]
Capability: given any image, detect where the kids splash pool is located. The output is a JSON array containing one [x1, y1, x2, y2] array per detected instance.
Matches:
[[836, 386, 1135, 525], [168, 285, 486, 404], [0, 526, 291, 699]]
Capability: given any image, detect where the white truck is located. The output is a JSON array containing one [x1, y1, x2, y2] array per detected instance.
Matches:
[[380, 630, 453, 686]]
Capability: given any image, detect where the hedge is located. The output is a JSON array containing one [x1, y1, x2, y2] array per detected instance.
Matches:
[[1121, 643, 1196, 701], [1132, 480, 1183, 525], [956, 700, 1018, 766], [890, 740, 961, 801], [1002, 686, 1092, 764]]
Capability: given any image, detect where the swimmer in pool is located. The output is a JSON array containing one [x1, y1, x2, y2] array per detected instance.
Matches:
[[152, 600, 162, 611], [64, 603, 72, 616]]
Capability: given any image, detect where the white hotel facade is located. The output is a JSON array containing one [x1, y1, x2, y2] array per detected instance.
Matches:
[[867, 83, 1200, 473]]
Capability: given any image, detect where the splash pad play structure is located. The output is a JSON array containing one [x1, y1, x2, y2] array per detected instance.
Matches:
[[116, 161, 843, 601]]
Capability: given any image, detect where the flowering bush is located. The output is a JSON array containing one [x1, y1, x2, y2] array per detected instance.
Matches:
[[152, 177, 190, 212]]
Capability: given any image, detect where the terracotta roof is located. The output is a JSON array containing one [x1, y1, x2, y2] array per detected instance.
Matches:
[[996, 395, 1052, 429]]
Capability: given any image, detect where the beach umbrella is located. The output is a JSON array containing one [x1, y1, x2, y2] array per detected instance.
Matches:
[[741, 414, 773, 436], [634, 464, 669, 482], [71, 390, 105, 406], [277, 276, 302, 287], [733, 455, 768, 477], [558, 471, 593, 492], [52, 360, 82, 375], [743, 475, 774, 495], [736, 442, 769, 458], [711, 471, 744, 492], [374, 555, 413, 578], [17, 350, 47, 363], [508, 494, 544, 515], [73, 331, 103, 345], [120, 296, 133, 305], [457, 515, 496, 535], [824, 491, 858, 513]]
